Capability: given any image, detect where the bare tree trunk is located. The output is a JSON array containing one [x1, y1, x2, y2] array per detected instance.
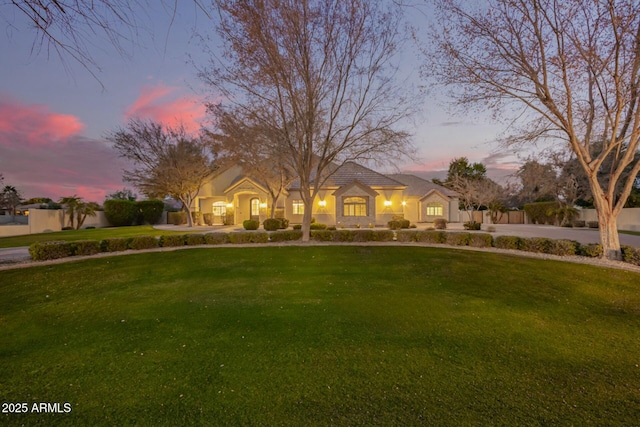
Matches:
[[592, 187, 622, 260]]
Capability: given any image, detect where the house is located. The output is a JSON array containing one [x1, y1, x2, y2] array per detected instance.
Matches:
[[194, 162, 459, 226]]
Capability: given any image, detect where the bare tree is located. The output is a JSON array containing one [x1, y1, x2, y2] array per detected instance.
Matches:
[[199, 0, 416, 241], [425, 0, 640, 260], [207, 106, 295, 219], [108, 119, 217, 227]]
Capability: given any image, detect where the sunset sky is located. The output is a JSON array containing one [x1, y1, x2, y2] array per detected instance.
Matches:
[[0, 2, 521, 203]]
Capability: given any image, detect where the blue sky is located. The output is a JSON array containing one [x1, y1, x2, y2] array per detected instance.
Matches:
[[0, 2, 520, 202]]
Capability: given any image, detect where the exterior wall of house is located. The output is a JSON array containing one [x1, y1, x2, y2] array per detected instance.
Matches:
[[374, 188, 405, 226], [420, 193, 452, 223], [335, 185, 376, 227]]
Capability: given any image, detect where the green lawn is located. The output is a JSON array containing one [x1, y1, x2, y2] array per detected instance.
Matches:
[[1, 246, 639, 425], [621, 229, 640, 236], [0, 225, 201, 248]]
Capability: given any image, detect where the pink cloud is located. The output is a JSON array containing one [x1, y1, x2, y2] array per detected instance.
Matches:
[[0, 95, 84, 145], [125, 83, 206, 134]]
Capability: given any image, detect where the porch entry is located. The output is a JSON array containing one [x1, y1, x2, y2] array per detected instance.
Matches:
[[212, 201, 227, 225]]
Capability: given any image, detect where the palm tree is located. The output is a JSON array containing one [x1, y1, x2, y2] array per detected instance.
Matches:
[[1, 185, 22, 216], [76, 201, 100, 229], [58, 196, 82, 229]]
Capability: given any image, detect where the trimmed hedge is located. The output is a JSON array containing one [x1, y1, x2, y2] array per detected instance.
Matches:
[[446, 232, 471, 246], [104, 200, 138, 227], [396, 230, 418, 242], [416, 230, 447, 244], [520, 237, 554, 254], [310, 230, 334, 241], [549, 240, 578, 256], [622, 245, 640, 266], [269, 230, 303, 242], [464, 221, 481, 230], [73, 240, 101, 256], [229, 231, 269, 244], [29, 241, 75, 261], [493, 236, 522, 250], [579, 243, 603, 258], [101, 238, 131, 252], [469, 233, 493, 248], [185, 234, 206, 246], [160, 235, 186, 247], [128, 236, 159, 250], [310, 223, 327, 230], [388, 220, 410, 230], [204, 233, 230, 245]]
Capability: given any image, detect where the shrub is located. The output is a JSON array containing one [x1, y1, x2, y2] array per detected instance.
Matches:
[[243, 219, 259, 230], [293, 224, 302, 230], [387, 219, 410, 229], [387, 220, 402, 230], [469, 233, 493, 248], [549, 240, 578, 256], [327, 226, 337, 231], [523, 201, 559, 225], [333, 230, 354, 242], [572, 220, 586, 227], [561, 222, 573, 228], [61, 226, 73, 231], [310, 230, 334, 241], [128, 236, 159, 250], [204, 233, 230, 245], [160, 234, 186, 247], [136, 200, 164, 225], [588, 221, 599, 229], [396, 230, 418, 242], [203, 213, 214, 226], [416, 230, 447, 244], [434, 218, 447, 230], [185, 234, 206, 246], [168, 212, 187, 225], [578, 243, 603, 258], [277, 218, 290, 229], [371, 230, 395, 242], [464, 221, 481, 230], [263, 218, 282, 231], [101, 238, 130, 252], [191, 211, 203, 226], [229, 231, 268, 244], [520, 237, 554, 253], [621, 245, 640, 266], [486, 226, 496, 233], [446, 232, 471, 246], [493, 236, 522, 250], [29, 241, 74, 261], [269, 230, 303, 242], [310, 223, 327, 230], [104, 199, 137, 226], [72, 240, 101, 256]]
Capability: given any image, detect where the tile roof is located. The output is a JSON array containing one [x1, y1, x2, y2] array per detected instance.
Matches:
[[387, 173, 458, 198], [312, 161, 406, 187]]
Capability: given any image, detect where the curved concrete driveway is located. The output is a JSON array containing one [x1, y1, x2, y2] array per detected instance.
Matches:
[[1, 224, 639, 264]]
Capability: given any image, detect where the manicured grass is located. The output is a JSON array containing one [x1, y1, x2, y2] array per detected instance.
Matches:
[[0, 225, 201, 248], [1, 246, 639, 425], [621, 229, 640, 236]]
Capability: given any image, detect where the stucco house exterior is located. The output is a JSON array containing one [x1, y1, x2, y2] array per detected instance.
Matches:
[[194, 162, 459, 226]]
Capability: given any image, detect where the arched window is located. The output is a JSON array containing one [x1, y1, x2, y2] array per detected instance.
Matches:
[[343, 197, 367, 217], [212, 201, 227, 217], [426, 202, 443, 216], [250, 198, 261, 217]]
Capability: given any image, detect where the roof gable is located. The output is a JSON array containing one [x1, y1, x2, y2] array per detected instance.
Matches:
[[332, 180, 380, 198]]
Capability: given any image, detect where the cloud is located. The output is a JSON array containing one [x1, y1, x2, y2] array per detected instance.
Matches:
[[124, 83, 206, 134], [0, 95, 85, 145], [0, 94, 130, 201]]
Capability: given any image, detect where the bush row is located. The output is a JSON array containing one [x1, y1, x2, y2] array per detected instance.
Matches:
[[28, 231, 640, 266]]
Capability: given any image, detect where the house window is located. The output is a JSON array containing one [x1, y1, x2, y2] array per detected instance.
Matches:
[[212, 202, 227, 217], [251, 198, 261, 217], [426, 203, 443, 216], [292, 200, 304, 215], [343, 197, 367, 217]]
